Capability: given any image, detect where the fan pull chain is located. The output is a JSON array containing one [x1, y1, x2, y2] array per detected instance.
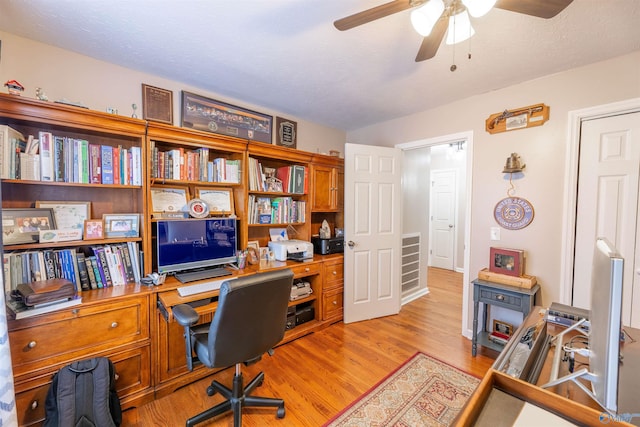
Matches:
[[450, 13, 457, 72]]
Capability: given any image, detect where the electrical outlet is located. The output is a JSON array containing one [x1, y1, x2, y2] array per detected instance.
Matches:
[[490, 227, 501, 241]]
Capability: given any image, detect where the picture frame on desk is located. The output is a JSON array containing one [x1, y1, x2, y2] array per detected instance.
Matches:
[[489, 247, 524, 277], [35, 201, 91, 235], [1, 208, 56, 245], [103, 214, 140, 238], [181, 91, 272, 144]]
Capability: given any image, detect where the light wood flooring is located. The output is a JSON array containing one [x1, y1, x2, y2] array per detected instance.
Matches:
[[122, 267, 496, 426]]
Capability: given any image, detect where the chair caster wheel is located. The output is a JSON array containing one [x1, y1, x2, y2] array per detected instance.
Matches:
[[277, 405, 285, 419], [206, 386, 216, 396]]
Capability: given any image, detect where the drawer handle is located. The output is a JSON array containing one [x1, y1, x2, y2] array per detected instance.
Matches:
[[332, 271, 337, 275], [332, 301, 337, 305], [30, 400, 38, 410], [304, 267, 310, 272], [496, 294, 505, 301], [111, 322, 119, 328], [28, 341, 37, 349]]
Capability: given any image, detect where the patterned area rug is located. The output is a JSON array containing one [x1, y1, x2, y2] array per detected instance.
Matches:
[[324, 352, 480, 427]]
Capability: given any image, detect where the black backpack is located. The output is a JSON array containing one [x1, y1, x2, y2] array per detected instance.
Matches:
[[44, 357, 122, 427]]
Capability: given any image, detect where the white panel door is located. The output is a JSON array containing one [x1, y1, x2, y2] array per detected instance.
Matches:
[[429, 169, 456, 270], [344, 143, 402, 324], [573, 112, 640, 328]]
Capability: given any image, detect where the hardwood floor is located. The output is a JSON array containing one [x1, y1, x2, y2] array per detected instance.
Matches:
[[122, 267, 496, 426]]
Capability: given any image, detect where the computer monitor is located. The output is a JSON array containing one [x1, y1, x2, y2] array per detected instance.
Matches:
[[542, 237, 624, 414], [155, 218, 237, 275]]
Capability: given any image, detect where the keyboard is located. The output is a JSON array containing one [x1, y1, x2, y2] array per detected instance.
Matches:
[[177, 278, 233, 297], [175, 267, 232, 283]]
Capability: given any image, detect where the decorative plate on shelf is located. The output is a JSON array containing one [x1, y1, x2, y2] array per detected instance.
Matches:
[[188, 198, 209, 218], [494, 197, 534, 230]]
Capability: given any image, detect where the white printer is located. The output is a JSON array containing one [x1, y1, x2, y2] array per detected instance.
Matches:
[[268, 239, 314, 261]]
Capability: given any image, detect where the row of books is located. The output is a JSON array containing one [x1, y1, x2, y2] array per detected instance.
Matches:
[[248, 195, 306, 224], [39, 131, 142, 185], [0, 124, 26, 179], [248, 157, 308, 194], [0, 125, 143, 184], [275, 164, 308, 194], [149, 143, 240, 183], [2, 242, 142, 294]]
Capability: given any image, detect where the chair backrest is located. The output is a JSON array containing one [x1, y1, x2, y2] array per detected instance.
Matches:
[[206, 269, 294, 368]]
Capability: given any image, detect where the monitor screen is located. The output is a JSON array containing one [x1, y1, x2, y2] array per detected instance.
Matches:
[[155, 218, 237, 274], [589, 237, 624, 412]]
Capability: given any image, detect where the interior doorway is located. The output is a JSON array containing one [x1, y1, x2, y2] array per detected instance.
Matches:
[[397, 131, 474, 337]]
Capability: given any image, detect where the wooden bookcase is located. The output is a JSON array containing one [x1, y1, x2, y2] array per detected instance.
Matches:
[[0, 94, 155, 424], [0, 94, 344, 424]]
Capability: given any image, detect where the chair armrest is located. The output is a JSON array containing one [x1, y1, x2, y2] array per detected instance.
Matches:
[[173, 303, 199, 326]]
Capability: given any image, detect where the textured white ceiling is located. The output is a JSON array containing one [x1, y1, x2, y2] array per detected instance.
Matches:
[[0, 0, 638, 131]]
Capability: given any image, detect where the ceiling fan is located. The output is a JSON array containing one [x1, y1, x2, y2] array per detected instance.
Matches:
[[334, 0, 574, 62]]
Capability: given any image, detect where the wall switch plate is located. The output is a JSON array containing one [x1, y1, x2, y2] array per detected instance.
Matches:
[[490, 227, 501, 241]]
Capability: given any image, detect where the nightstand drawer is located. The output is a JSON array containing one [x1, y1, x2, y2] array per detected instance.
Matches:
[[479, 289, 523, 310]]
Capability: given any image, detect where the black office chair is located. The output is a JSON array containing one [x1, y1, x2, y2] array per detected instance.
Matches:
[[173, 269, 294, 427]]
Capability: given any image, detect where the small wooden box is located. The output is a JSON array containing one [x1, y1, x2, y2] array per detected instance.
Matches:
[[478, 268, 537, 289]]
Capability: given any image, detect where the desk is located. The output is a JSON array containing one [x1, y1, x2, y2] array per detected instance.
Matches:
[[456, 311, 639, 426], [472, 279, 541, 356]]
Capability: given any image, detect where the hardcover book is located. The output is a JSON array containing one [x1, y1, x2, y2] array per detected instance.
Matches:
[[101, 145, 114, 184]]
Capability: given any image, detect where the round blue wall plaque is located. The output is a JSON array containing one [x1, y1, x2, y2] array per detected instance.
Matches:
[[494, 197, 535, 230]]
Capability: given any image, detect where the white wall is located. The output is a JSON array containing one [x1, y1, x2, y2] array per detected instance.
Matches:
[[348, 51, 640, 324], [0, 31, 346, 155]]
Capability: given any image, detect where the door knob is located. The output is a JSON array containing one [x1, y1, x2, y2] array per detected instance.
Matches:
[[347, 240, 355, 249], [449, 224, 454, 229]]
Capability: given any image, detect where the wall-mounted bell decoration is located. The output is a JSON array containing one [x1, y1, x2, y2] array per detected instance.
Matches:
[[502, 153, 525, 173]]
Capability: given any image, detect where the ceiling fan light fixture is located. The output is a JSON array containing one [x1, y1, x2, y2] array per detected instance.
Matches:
[[445, 10, 475, 45], [410, 0, 445, 37], [461, 0, 496, 18]]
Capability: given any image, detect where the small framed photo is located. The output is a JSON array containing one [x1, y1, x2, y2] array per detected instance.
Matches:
[[103, 214, 140, 238], [259, 247, 270, 260], [493, 319, 514, 337], [1, 208, 56, 245], [489, 247, 524, 277], [142, 84, 173, 124], [195, 187, 234, 215], [84, 219, 105, 240], [35, 201, 91, 233]]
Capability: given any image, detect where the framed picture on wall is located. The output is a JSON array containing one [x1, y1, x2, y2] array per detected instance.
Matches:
[[181, 91, 272, 144]]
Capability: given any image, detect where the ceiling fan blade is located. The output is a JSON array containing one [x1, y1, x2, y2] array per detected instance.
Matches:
[[494, 0, 573, 19], [415, 16, 448, 62], [334, 0, 413, 31]]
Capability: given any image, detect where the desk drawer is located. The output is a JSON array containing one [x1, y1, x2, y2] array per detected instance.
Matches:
[[10, 296, 149, 377], [479, 289, 523, 310], [14, 345, 150, 426], [322, 287, 343, 321], [289, 262, 321, 278]]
